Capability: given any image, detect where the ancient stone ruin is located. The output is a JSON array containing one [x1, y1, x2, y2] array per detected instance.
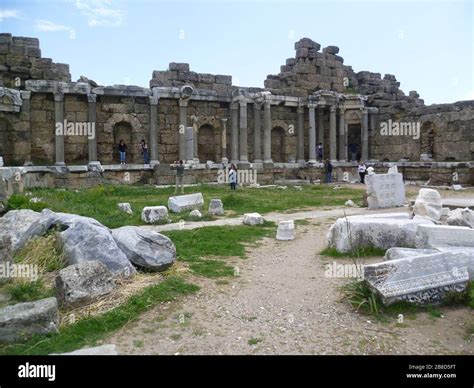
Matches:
[[0, 33, 472, 193]]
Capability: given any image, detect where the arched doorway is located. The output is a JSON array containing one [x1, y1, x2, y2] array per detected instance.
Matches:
[[0, 118, 15, 165], [113, 121, 134, 163], [420, 122, 435, 160], [271, 126, 285, 162], [198, 124, 219, 162]]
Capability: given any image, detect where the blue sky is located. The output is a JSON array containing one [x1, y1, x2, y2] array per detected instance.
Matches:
[[0, 0, 472, 104]]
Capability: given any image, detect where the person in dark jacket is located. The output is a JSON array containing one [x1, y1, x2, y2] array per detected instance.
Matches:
[[118, 139, 127, 164], [324, 159, 333, 183]]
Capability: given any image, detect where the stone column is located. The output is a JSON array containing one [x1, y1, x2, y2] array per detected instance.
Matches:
[[185, 126, 194, 161], [253, 103, 262, 163], [178, 99, 188, 161], [308, 103, 317, 163], [297, 104, 305, 163], [54, 92, 65, 165], [361, 108, 369, 161], [148, 96, 159, 165], [263, 101, 272, 163], [318, 108, 324, 153], [329, 105, 337, 161], [230, 103, 239, 163], [20, 91, 32, 165], [239, 100, 248, 162], [338, 107, 346, 161], [87, 93, 98, 163], [191, 115, 199, 160], [220, 118, 228, 162]]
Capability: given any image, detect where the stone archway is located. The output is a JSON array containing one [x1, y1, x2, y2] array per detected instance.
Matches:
[[271, 126, 286, 163], [420, 121, 435, 161], [197, 124, 219, 162], [102, 113, 144, 163], [0, 118, 14, 165]]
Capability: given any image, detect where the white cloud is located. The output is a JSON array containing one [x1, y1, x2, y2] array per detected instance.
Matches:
[[0, 9, 20, 21], [35, 20, 76, 39], [75, 0, 125, 27]]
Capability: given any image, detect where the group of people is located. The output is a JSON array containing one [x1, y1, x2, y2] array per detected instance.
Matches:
[[324, 159, 367, 184], [117, 139, 149, 165]]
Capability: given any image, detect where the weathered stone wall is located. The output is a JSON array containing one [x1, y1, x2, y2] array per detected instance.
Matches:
[[0, 33, 70, 88], [30, 93, 55, 165]]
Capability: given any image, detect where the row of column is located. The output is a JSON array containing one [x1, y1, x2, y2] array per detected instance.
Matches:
[[52, 94, 368, 165]]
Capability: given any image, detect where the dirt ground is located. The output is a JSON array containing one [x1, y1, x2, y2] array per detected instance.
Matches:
[[108, 211, 474, 355]]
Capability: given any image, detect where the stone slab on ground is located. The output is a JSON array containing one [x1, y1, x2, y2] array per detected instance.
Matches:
[[366, 173, 405, 209], [384, 247, 439, 261], [141, 206, 168, 224], [327, 213, 433, 253], [447, 207, 474, 228], [168, 193, 204, 213], [243, 213, 264, 226], [0, 297, 59, 342], [364, 252, 470, 305], [416, 224, 474, 249]]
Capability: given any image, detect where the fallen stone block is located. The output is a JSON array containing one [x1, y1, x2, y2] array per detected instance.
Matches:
[[276, 220, 295, 241], [327, 213, 433, 253], [0, 297, 59, 343], [141, 206, 168, 224], [168, 193, 204, 213], [364, 252, 471, 305], [208, 198, 224, 216], [365, 173, 405, 209], [243, 213, 264, 226], [384, 247, 439, 261], [117, 203, 133, 215], [55, 261, 116, 308], [413, 188, 442, 220], [189, 209, 202, 218], [447, 207, 474, 228], [52, 344, 118, 355], [112, 226, 176, 271], [416, 224, 474, 249]]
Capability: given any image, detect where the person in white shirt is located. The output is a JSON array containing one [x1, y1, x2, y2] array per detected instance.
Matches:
[[358, 161, 367, 184]]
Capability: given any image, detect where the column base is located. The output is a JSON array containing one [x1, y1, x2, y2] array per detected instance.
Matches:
[[263, 161, 274, 169], [253, 159, 262, 163], [307, 159, 317, 164], [237, 161, 251, 169], [150, 160, 160, 167], [297, 159, 306, 164], [55, 161, 66, 166]]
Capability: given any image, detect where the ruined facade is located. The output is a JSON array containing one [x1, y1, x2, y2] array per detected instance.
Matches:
[[0, 33, 472, 172]]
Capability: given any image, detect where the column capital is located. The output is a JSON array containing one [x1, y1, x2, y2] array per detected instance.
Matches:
[[307, 103, 317, 110], [330, 105, 336, 113], [239, 99, 248, 108], [263, 100, 271, 109], [149, 96, 159, 105], [338, 106, 345, 114], [87, 93, 97, 103], [54, 93, 64, 102], [179, 98, 189, 107], [21, 91, 31, 100], [220, 117, 228, 123], [230, 102, 239, 110], [254, 102, 262, 110]]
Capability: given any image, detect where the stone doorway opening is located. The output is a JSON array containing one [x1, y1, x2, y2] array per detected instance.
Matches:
[[347, 124, 361, 162], [0, 118, 15, 165], [271, 126, 286, 163], [113, 121, 134, 163], [198, 124, 219, 162], [420, 121, 435, 161]]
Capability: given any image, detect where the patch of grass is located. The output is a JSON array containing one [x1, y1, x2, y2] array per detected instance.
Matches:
[[320, 246, 386, 258], [4, 279, 53, 303], [13, 184, 365, 228], [163, 224, 275, 278], [294, 219, 310, 226], [464, 323, 474, 341], [133, 340, 144, 348], [248, 337, 262, 346], [14, 231, 66, 273], [7, 194, 48, 212], [170, 334, 181, 341], [0, 277, 199, 355], [427, 306, 443, 319], [342, 280, 380, 315]]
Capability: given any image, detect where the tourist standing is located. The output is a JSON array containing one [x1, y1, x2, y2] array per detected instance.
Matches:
[[324, 159, 333, 183], [229, 164, 237, 190], [358, 160, 367, 184], [173, 160, 185, 194], [317, 143, 323, 161], [118, 139, 127, 164], [140, 139, 149, 164]]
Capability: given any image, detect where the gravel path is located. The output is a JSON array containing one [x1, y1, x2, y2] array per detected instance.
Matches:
[[109, 209, 473, 355]]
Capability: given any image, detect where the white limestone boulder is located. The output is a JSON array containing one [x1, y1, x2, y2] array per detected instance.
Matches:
[[141, 206, 168, 224], [55, 261, 116, 308], [208, 198, 224, 216], [416, 224, 474, 249], [447, 207, 474, 228], [413, 188, 443, 220], [168, 193, 204, 213], [384, 247, 439, 261], [0, 297, 59, 343], [117, 202, 133, 215], [326, 213, 433, 253], [111, 226, 176, 271], [243, 213, 264, 226], [365, 173, 405, 209]]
